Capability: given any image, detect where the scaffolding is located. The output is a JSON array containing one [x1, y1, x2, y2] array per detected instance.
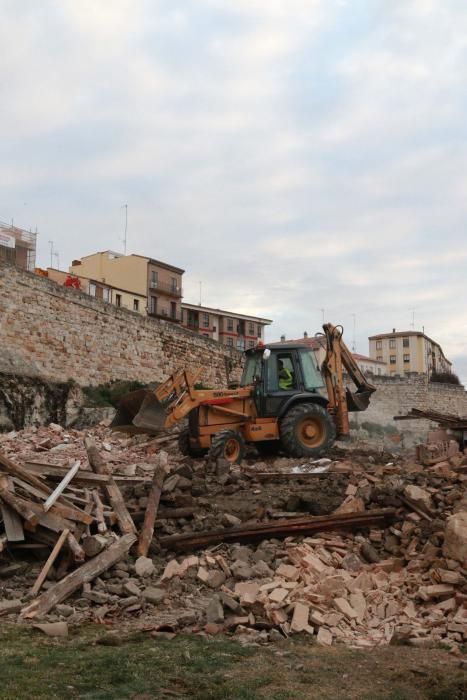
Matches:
[[0, 221, 37, 271]]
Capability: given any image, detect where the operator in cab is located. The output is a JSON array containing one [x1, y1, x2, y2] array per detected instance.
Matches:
[[278, 359, 293, 390]]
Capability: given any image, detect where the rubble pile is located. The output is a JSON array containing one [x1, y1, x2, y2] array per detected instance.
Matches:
[[0, 423, 466, 652]]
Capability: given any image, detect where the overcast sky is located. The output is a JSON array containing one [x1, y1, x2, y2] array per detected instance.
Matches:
[[2, 1, 467, 378]]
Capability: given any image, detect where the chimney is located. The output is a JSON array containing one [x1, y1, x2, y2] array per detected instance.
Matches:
[[303, 331, 308, 339], [280, 334, 286, 343], [392, 328, 395, 333]]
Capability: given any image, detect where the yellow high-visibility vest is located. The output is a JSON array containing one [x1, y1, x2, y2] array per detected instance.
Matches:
[[279, 367, 293, 390]]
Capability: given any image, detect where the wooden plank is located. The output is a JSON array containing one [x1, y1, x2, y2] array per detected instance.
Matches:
[[25, 462, 149, 486], [137, 465, 165, 557], [0, 481, 39, 528], [85, 439, 136, 536], [30, 529, 70, 596], [12, 477, 94, 525], [26, 501, 74, 533], [92, 489, 107, 534], [44, 461, 81, 512], [1, 478, 24, 542], [0, 451, 53, 496], [159, 509, 396, 552], [21, 533, 137, 619]]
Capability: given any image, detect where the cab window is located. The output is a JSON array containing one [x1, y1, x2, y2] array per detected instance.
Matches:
[[299, 349, 323, 390]]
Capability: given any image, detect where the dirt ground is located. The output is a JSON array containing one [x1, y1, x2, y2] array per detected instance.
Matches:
[[0, 624, 465, 700]]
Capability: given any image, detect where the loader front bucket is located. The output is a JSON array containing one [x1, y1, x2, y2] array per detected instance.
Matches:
[[346, 387, 374, 412], [111, 389, 168, 434]]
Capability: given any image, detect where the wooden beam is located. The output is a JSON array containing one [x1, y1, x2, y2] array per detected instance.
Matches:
[[0, 451, 53, 496], [137, 465, 165, 558], [21, 533, 136, 619], [159, 509, 396, 552], [44, 461, 81, 512], [24, 462, 149, 486], [85, 439, 136, 536], [0, 482, 39, 528], [30, 529, 70, 597], [0, 478, 24, 542], [11, 477, 93, 526]]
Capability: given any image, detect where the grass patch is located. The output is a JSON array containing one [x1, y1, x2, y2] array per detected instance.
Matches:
[[0, 626, 465, 700]]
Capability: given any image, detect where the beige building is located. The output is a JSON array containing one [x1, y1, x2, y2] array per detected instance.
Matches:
[[181, 303, 272, 350], [46, 267, 146, 312], [70, 251, 184, 321], [369, 330, 452, 376], [0, 222, 37, 271]]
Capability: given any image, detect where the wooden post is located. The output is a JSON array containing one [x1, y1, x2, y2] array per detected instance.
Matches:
[[21, 533, 136, 619], [85, 439, 136, 536], [137, 466, 165, 558], [30, 529, 70, 596]]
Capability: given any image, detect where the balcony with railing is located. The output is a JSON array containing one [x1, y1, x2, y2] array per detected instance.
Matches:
[[149, 279, 183, 297]]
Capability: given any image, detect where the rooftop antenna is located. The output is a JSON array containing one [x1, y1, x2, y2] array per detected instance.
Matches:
[[351, 313, 356, 352], [199, 281, 202, 306], [54, 251, 60, 270], [410, 309, 415, 329], [121, 204, 128, 255], [48, 241, 54, 268]]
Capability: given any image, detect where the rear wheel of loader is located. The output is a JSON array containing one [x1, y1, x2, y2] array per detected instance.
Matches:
[[178, 428, 207, 458], [280, 403, 336, 458], [208, 429, 246, 464]]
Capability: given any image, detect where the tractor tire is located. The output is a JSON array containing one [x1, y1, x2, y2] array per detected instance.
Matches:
[[208, 429, 246, 464], [280, 403, 336, 458], [178, 428, 207, 458]]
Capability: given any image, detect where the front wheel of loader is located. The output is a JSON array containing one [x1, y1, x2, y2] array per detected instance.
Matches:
[[280, 403, 336, 458], [178, 428, 207, 458], [208, 429, 246, 464]]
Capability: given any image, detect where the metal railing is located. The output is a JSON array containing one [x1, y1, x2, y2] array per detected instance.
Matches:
[[149, 280, 182, 297]]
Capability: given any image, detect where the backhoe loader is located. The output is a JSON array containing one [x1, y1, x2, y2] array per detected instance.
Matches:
[[111, 324, 376, 463]]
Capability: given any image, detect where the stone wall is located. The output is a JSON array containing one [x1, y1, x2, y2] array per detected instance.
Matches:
[[350, 374, 467, 437], [0, 262, 242, 388]]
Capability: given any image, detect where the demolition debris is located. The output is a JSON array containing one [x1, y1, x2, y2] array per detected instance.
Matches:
[[0, 422, 466, 651]]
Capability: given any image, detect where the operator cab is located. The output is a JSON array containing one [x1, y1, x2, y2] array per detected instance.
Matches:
[[241, 343, 326, 417]]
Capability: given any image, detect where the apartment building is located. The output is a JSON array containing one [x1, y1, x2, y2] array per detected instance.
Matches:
[[181, 303, 272, 350], [0, 222, 36, 271], [69, 251, 184, 321], [369, 329, 452, 376], [45, 268, 147, 312]]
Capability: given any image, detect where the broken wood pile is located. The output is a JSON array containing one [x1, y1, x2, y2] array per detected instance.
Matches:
[[0, 422, 465, 652], [0, 437, 168, 619]]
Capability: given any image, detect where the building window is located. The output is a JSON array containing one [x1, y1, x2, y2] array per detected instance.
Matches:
[[203, 312, 209, 328], [403, 354, 410, 362], [249, 323, 254, 334], [227, 318, 234, 331], [103, 288, 110, 303], [133, 299, 139, 311], [403, 337, 409, 348], [150, 296, 157, 314], [89, 283, 96, 297], [257, 326, 262, 338], [377, 355, 383, 362], [376, 340, 382, 350], [170, 302, 177, 319], [389, 339, 396, 349], [171, 277, 177, 292], [377, 368, 381, 375], [115, 294, 121, 307], [226, 337, 233, 347], [390, 355, 396, 364], [150, 270, 158, 288], [237, 338, 245, 351]]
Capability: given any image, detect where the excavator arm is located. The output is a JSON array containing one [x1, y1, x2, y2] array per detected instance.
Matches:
[[320, 323, 376, 438]]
